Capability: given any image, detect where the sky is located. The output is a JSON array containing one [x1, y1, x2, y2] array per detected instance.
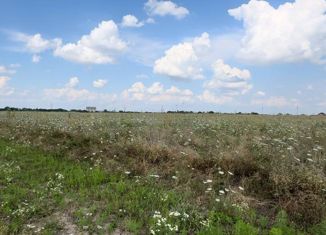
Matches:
[[0, 0, 325, 114]]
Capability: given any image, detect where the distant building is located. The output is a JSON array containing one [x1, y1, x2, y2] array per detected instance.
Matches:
[[86, 107, 96, 112]]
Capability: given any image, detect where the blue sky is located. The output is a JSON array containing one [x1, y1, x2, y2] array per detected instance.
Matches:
[[0, 0, 325, 114]]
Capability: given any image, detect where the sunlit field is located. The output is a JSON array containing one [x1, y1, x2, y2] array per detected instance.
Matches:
[[0, 111, 325, 234]]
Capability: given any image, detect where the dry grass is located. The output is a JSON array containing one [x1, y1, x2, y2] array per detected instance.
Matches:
[[0, 111, 325, 233]]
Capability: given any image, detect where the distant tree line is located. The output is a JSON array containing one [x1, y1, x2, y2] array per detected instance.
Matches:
[[1, 106, 324, 115], [0, 107, 69, 112]]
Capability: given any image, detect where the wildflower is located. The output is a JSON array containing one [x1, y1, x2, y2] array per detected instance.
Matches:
[[35, 227, 44, 233], [200, 219, 210, 227], [172, 176, 178, 180], [149, 174, 160, 178], [218, 170, 225, 175], [169, 211, 181, 217], [124, 171, 131, 175], [161, 194, 168, 201], [219, 190, 225, 195], [153, 211, 162, 218], [215, 198, 220, 202], [183, 212, 189, 218], [55, 173, 64, 180]]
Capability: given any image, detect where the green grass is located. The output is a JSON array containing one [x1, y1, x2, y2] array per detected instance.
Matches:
[[0, 140, 323, 234], [0, 112, 326, 234]]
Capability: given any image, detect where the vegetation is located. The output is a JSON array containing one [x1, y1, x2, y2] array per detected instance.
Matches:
[[0, 111, 325, 234]]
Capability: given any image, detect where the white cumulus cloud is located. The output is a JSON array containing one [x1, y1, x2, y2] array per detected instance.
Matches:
[[122, 81, 193, 102], [54, 20, 127, 64], [228, 0, 326, 64], [154, 32, 210, 80], [12, 32, 61, 54], [32, 54, 41, 63], [44, 77, 116, 102], [121, 14, 144, 27], [204, 59, 252, 96], [198, 90, 233, 104], [145, 0, 189, 19], [93, 79, 107, 88]]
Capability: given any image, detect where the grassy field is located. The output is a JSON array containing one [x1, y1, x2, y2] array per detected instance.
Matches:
[[0, 111, 325, 234]]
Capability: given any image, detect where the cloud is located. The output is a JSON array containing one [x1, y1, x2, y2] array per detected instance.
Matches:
[[198, 90, 233, 104], [256, 91, 266, 96], [0, 65, 19, 96], [32, 54, 41, 63], [146, 18, 155, 24], [93, 79, 107, 88], [153, 32, 210, 80], [228, 0, 326, 64], [0, 76, 14, 96], [145, 0, 189, 19], [66, 77, 79, 88], [251, 96, 299, 107], [121, 14, 144, 27], [12, 32, 61, 54], [122, 81, 194, 102], [0, 65, 16, 74], [54, 20, 127, 64], [204, 59, 252, 96], [44, 77, 116, 102], [0, 76, 10, 89]]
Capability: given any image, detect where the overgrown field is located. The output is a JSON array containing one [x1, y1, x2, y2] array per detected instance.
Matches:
[[0, 111, 325, 234]]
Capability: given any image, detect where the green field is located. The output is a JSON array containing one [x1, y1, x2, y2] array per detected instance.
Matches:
[[0, 112, 325, 234]]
